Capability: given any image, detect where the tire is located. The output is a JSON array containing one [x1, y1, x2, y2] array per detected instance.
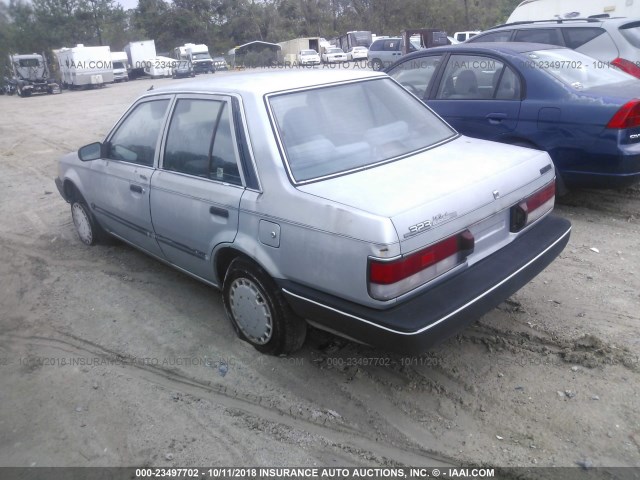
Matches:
[[70, 200, 103, 246], [222, 258, 307, 355], [371, 59, 383, 71]]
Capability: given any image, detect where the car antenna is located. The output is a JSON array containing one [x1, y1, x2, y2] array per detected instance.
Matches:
[[147, 85, 154, 91]]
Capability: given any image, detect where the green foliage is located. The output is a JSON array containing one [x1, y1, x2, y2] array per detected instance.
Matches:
[[0, 0, 523, 78]]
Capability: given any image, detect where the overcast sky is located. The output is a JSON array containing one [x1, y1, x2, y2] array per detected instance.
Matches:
[[119, 0, 139, 11]]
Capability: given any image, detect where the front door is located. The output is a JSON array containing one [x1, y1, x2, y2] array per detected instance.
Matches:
[[90, 97, 171, 257]]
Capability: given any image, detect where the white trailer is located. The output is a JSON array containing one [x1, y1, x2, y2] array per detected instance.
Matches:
[[143, 56, 174, 78], [124, 40, 157, 78], [55, 44, 113, 89], [111, 51, 129, 82], [508, 0, 640, 23]]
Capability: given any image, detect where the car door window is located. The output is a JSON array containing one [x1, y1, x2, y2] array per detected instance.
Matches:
[[384, 40, 400, 51], [108, 99, 169, 166], [163, 98, 242, 186], [561, 27, 606, 49], [514, 28, 564, 46], [436, 55, 507, 100], [388, 55, 443, 98], [469, 30, 513, 43], [494, 66, 522, 100]]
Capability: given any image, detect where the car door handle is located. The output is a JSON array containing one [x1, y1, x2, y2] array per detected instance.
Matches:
[[130, 184, 144, 194], [486, 113, 507, 124], [209, 206, 229, 218]]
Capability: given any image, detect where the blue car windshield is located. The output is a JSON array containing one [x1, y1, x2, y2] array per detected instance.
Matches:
[[527, 49, 635, 90], [269, 78, 456, 183]]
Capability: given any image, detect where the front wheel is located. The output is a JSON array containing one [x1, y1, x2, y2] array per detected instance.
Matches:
[[71, 201, 100, 246], [222, 258, 307, 355], [371, 59, 383, 71]]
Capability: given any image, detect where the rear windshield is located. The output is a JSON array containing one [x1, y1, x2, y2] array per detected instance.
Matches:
[[301, 50, 316, 55], [526, 48, 635, 89], [619, 22, 640, 48], [269, 78, 456, 183], [18, 59, 40, 67]]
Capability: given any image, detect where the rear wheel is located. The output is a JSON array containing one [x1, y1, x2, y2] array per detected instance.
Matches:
[[222, 258, 306, 355]]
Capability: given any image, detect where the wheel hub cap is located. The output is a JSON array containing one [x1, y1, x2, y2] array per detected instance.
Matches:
[[71, 204, 92, 244], [229, 278, 272, 344]]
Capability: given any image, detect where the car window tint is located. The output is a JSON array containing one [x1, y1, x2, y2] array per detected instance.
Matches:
[[495, 66, 521, 100], [108, 99, 169, 166], [469, 30, 513, 43], [384, 40, 400, 51], [369, 41, 383, 51], [163, 99, 242, 185], [514, 28, 563, 46], [436, 55, 505, 100], [388, 55, 443, 98], [270, 78, 455, 183], [561, 27, 605, 49], [618, 21, 640, 48]]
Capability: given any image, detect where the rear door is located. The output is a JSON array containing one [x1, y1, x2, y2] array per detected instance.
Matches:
[[149, 95, 245, 282], [427, 54, 522, 140]]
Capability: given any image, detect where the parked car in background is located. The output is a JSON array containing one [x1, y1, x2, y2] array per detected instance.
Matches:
[[468, 18, 640, 79], [386, 42, 640, 189], [212, 57, 229, 71], [321, 47, 348, 63], [454, 31, 481, 42], [55, 70, 570, 355], [172, 59, 194, 79], [346, 46, 369, 61], [297, 49, 321, 65], [368, 37, 418, 70]]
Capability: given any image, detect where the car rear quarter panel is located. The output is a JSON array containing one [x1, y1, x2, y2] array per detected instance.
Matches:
[[232, 92, 402, 307]]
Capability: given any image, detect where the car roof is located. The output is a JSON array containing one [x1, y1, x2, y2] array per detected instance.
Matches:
[[150, 70, 387, 97], [487, 17, 640, 30], [401, 41, 564, 58]]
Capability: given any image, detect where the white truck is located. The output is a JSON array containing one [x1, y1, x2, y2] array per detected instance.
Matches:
[[55, 44, 113, 89], [183, 43, 214, 74], [111, 51, 129, 82], [143, 56, 174, 78], [507, 0, 640, 22], [124, 40, 157, 79]]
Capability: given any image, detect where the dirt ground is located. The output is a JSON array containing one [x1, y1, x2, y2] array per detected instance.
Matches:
[[0, 73, 639, 472]]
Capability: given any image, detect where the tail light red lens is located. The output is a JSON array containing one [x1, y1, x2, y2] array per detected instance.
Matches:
[[369, 230, 474, 300], [510, 180, 555, 232], [611, 58, 640, 79], [606, 99, 640, 129]]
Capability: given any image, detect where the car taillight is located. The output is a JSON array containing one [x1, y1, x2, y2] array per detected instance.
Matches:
[[510, 180, 555, 233], [611, 58, 640, 79], [606, 99, 640, 129], [368, 230, 474, 300]]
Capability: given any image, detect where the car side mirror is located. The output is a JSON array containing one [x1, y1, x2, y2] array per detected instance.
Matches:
[[78, 142, 105, 162]]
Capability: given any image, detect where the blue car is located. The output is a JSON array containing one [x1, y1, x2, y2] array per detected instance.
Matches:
[[385, 42, 640, 189]]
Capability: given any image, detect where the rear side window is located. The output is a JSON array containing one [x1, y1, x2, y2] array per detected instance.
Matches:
[[436, 54, 512, 100], [514, 28, 564, 46], [561, 27, 605, 49], [468, 30, 513, 43], [383, 40, 400, 51], [163, 99, 242, 185], [619, 22, 640, 48]]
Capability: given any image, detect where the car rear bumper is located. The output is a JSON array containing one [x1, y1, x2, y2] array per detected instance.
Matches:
[[280, 214, 571, 354]]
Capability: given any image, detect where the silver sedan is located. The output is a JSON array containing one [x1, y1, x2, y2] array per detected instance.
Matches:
[[55, 70, 571, 355]]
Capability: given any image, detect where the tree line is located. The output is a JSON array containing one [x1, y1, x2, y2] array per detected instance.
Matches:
[[0, 0, 521, 76]]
